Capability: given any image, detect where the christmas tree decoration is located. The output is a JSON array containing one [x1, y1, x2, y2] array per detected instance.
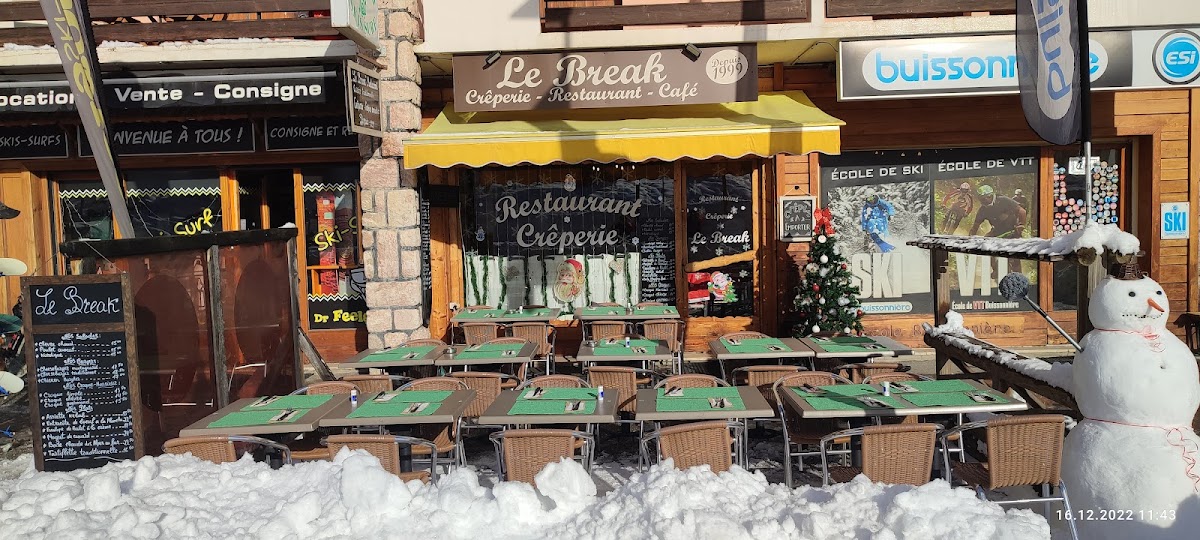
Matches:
[[794, 207, 864, 338]]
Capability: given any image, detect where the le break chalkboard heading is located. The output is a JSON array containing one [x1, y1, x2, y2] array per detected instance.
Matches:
[[22, 273, 143, 473], [779, 196, 816, 242]]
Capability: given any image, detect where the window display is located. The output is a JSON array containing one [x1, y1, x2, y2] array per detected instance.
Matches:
[[301, 166, 364, 329], [685, 162, 755, 317], [125, 169, 223, 237]]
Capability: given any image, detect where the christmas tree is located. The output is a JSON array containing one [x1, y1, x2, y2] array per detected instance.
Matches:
[[793, 208, 864, 337]]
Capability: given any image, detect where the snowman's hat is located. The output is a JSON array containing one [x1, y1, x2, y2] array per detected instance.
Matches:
[[1109, 256, 1146, 280]]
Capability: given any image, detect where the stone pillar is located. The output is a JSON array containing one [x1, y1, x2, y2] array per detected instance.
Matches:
[[360, 0, 425, 349]]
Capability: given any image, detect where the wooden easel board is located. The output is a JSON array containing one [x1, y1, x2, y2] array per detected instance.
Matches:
[[21, 274, 142, 472]]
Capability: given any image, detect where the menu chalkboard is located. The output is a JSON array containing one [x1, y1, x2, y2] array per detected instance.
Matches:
[[779, 196, 815, 241], [22, 274, 141, 472], [419, 182, 433, 324]]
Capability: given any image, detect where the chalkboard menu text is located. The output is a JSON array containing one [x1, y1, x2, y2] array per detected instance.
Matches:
[[23, 274, 142, 472], [779, 196, 815, 241]]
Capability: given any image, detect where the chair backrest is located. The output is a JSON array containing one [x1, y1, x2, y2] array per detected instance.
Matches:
[[450, 371, 505, 417], [162, 436, 238, 464], [306, 381, 358, 395], [327, 434, 405, 475], [775, 371, 848, 389], [735, 365, 802, 407], [523, 374, 589, 389], [860, 424, 938, 485], [721, 331, 768, 341], [655, 374, 728, 389], [837, 362, 908, 383], [985, 414, 1066, 489], [509, 323, 554, 356], [642, 320, 683, 353], [402, 377, 469, 391], [342, 375, 394, 395], [589, 320, 628, 341], [591, 302, 621, 307], [657, 420, 735, 473], [498, 429, 581, 485], [861, 372, 928, 385], [405, 338, 448, 347], [586, 366, 638, 413], [635, 301, 665, 308], [486, 337, 529, 346], [464, 305, 493, 310], [462, 323, 501, 347]]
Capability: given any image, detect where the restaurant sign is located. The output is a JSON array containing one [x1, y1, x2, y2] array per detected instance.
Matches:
[[452, 45, 758, 112]]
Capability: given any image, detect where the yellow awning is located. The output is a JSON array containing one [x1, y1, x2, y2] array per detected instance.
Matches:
[[403, 91, 843, 169]]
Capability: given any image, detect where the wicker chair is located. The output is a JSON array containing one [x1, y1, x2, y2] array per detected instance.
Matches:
[[635, 301, 665, 308], [490, 429, 594, 485], [819, 423, 939, 486], [940, 414, 1079, 540], [342, 374, 411, 395], [641, 319, 684, 373], [836, 362, 911, 383], [732, 365, 805, 409], [588, 320, 629, 341], [326, 434, 440, 483], [396, 377, 469, 467], [406, 338, 449, 347], [861, 372, 931, 384], [591, 302, 622, 307], [716, 331, 772, 379], [290, 381, 357, 395], [773, 371, 855, 487], [517, 374, 590, 389], [586, 366, 661, 433], [163, 435, 292, 465], [509, 322, 556, 375], [641, 420, 744, 474], [462, 322, 501, 347], [450, 371, 519, 436], [654, 374, 729, 389]]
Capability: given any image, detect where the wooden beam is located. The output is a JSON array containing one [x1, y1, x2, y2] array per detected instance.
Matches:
[[0, 0, 330, 21], [826, 0, 1012, 18], [0, 18, 338, 46], [543, 0, 809, 30]]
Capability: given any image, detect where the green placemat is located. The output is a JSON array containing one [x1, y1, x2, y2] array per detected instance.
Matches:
[[501, 308, 558, 318], [721, 337, 792, 354], [591, 340, 659, 356], [804, 395, 904, 411], [900, 380, 978, 393], [633, 306, 677, 315], [361, 345, 438, 363], [811, 336, 888, 354], [902, 391, 1010, 408], [655, 397, 746, 412], [656, 387, 740, 399], [509, 399, 597, 415], [522, 388, 598, 400], [455, 309, 504, 320], [792, 384, 879, 398], [347, 400, 442, 418], [208, 410, 303, 428], [241, 394, 332, 411], [455, 346, 525, 360], [581, 307, 626, 317], [374, 390, 453, 403]]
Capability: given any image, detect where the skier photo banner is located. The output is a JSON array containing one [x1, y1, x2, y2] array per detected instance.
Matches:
[[1016, 0, 1082, 145]]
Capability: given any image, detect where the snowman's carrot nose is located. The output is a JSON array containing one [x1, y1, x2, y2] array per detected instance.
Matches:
[[1147, 298, 1165, 312]]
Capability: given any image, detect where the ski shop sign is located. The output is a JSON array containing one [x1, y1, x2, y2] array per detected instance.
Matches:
[[452, 45, 757, 112], [0, 68, 336, 114], [1161, 203, 1190, 240]]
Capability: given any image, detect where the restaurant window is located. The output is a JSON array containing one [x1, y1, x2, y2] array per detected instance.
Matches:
[[301, 165, 365, 329], [58, 181, 114, 243], [821, 148, 1039, 316], [125, 168, 223, 237], [685, 161, 755, 317], [1050, 146, 1127, 311], [460, 163, 676, 310]]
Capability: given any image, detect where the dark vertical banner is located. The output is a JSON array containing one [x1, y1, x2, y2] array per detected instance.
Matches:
[[1016, 0, 1082, 145], [40, 0, 135, 236]]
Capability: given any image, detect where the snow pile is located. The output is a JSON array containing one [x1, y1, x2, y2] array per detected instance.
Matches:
[[1, 43, 53, 51], [0, 450, 1050, 539], [913, 224, 1139, 258], [926, 312, 1074, 392]]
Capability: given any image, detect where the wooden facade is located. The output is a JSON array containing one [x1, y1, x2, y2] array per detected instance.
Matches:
[[418, 63, 1199, 353]]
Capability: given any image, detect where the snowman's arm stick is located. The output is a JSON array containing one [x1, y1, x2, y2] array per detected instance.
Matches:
[[1023, 294, 1083, 352]]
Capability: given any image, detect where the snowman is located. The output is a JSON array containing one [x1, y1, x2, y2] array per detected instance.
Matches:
[[1062, 262, 1200, 539]]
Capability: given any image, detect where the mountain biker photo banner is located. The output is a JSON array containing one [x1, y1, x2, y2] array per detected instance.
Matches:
[[820, 147, 1039, 315]]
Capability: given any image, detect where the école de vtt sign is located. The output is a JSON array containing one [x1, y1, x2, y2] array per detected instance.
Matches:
[[452, 45, 757, 112]]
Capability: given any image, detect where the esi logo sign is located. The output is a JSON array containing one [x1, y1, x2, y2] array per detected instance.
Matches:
[[1161, 203, 1190, 240], [1153, 30, 1200, 84]]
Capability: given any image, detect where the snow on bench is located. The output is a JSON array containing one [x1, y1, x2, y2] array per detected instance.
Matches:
[[910, 223, 1140, 261], [925, 312, 1075, 394]]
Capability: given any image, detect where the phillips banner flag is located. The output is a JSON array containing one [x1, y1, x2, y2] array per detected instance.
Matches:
[[40, 0, 135, 236], [1016, 0, 1082, 145]]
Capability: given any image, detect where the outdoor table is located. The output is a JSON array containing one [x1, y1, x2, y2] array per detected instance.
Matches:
[[708, 337, 816, 370], [575, 337, 673, 368], [342, 344, 446, 371], [574, 305, 680, 321], [476, 388, 620, 425], [318, 389, 476, 428], [799, 335, 913, 360], [436, 341, 541, 372], [634, 386, 774, 467], [780, 379, 1027, 419], [179, 394, 345, 437], [451, 307, 562, 324]]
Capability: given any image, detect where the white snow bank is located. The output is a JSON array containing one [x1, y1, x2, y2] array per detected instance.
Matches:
[[927, 312, 1074, 392], [914, 224, 1139, 258], [0, 450, 1050, 539]]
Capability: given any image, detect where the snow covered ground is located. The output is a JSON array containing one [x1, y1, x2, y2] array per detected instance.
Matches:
[[0, 449, 1054, 540]]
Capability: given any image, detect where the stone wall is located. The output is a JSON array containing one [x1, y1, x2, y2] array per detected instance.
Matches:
[[360, 0, 426, 349]]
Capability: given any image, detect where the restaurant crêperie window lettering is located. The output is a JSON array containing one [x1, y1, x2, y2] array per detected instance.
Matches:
[[33, 285, 122, 319]]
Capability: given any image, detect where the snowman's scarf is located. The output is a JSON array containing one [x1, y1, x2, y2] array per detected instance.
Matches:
[[1093, 326, 1164, 352], [1087, 418, 1200, 493]]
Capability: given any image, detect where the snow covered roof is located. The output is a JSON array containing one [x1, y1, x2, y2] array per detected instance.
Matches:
[[909, 224, 1140, 263]]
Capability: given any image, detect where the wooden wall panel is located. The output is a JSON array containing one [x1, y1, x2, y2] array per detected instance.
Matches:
[[0, 171, 51, 315]]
